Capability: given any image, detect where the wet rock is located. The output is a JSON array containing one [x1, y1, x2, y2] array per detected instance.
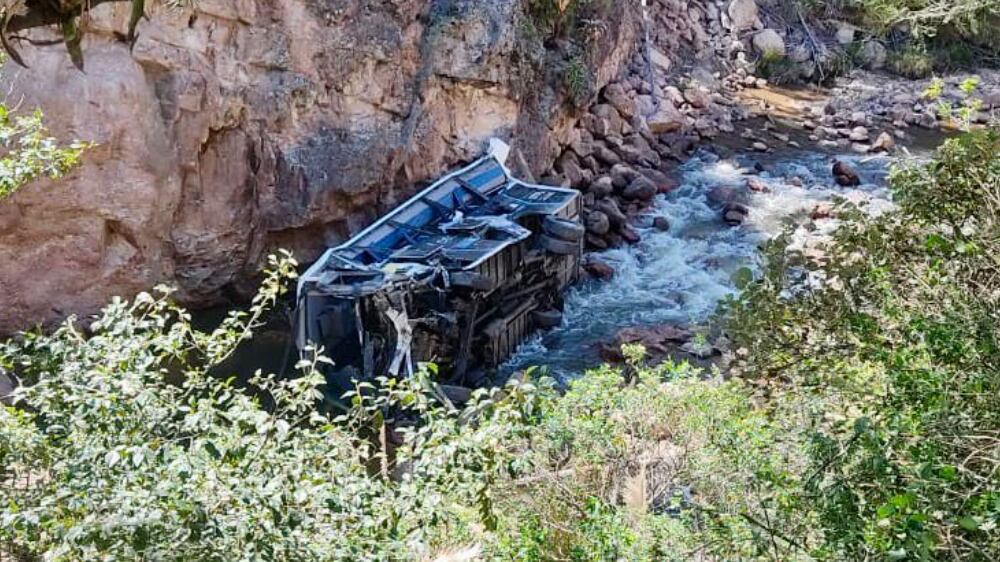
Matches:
[[610, 163, 641, 189], [752, 141, 769, 152], [653, 216, 671, 231], [870, 131, 895, 153], [810, 202, 835, 220], [707, 186, 749, 207], [583, 256, 615, 280], [601, 324, 693, 363], [596, 198, 628, 227], [833, 160, 861, 187], [637, 167, 679, 194], [585, 233, 609, 250], [851, 143, 871, 154], [620, 224, 642, 244], [723, 203, 750, 225], [584, 211, 612, 235], [622, 177, 657, 201], [746, 177, 770, 193], [752, 29, 785, 57]]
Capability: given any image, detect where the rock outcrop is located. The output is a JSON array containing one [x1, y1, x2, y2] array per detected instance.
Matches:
[[0, 0, 647, 332]]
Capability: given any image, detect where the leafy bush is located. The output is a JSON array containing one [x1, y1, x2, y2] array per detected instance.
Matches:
[[525, 0, 612, 42], [0, 107, 88, 200], [723, 130, 1000, 559], [0, 253, 551, 561]]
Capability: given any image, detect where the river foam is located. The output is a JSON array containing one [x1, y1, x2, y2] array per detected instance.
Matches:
[[505, 147, 901, 378]]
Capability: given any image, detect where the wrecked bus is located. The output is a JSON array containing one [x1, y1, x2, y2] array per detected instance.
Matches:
[[296, 140, 584, 398]]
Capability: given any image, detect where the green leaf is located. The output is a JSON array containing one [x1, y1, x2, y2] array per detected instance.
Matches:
[[958, 516, 980, 531], [731, 267, 754, 290]]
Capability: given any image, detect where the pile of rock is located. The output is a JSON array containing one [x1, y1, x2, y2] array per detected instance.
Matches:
[[821, 70, 1000, 136], [541, 46, 746, 250]]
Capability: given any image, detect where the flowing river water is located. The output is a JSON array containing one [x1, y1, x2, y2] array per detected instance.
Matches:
[[207, 129, 945, 383], [504, 134, 943, 379]]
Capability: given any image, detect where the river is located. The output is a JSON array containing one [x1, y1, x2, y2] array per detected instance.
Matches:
[[206, 129, 945, 384]]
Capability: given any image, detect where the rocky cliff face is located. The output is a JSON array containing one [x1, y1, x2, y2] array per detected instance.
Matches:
[[0, 0, 645, 332]]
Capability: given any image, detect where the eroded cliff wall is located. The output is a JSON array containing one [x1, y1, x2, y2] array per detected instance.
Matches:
[[0, 0, 723, 333]]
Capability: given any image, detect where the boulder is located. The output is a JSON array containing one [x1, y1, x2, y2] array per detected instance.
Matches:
[[707, 186, 750, 207], [810, 202, 835, 220], [584, 211, 612, 235], [860, 41, 887, 70], [622, 177, 657, 201], [570, 132, 594, 158], [683, 87, 711, 109], [602, 324, 693, 363], [583, 256, 615, 280], [646, 101, 686, 134], [728, 0, 760, 32], [592, 104, 625, 136], [637, 167, 678, 194], [848, 127, 870, 142], [582, 114, 610, 138], [593, 144, 622, 166], [746, 177, 770, 193], [835, 22, 857, 45], [596, 198, 628, 227], [620, 224, 642, 244], [982, 89, 1000, 109], [585, 234, 609, 250], [723, 203, 750, 225], [652, 216, 671, 231], [870, 131, 895, 153], [833, 160, 861, 187], [590, 176, 615, 197], [649, 48, 673, 74], [610, 163, 641, 189], [602, 83, 636, 120], [752, 29, 786, 58], [556, 152, 585, 187]]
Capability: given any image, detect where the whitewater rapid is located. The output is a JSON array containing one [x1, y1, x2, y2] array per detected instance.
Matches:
[[504, 147, 899, 378]]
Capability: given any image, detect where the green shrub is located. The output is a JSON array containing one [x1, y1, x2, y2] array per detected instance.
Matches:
[[526, 0, 613, 42], [0, 107, 88, 200], [0, 253, 552, 561], [723, 130, 1000, 560]]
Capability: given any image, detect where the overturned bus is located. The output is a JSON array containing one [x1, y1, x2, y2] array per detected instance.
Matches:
[[296, 140, 584, 398]]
